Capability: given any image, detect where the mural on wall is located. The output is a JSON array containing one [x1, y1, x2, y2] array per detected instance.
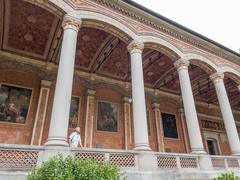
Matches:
[[0, 84, 32, 124], [97, 101, 118, 132], [161, 113, 178, 138], [69, 97, 80, 128]]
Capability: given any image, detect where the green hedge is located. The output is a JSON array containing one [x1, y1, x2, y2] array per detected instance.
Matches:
[[27, 155, 121, 180], [214, 172, 238, 180]]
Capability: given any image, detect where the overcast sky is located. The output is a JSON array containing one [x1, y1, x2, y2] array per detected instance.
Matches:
[[133, 0, 240, 53]]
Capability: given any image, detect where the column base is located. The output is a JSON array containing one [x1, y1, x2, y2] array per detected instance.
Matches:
[[137, 151, 158, 171], [37, 146, 71, 167], [191, 148, 206, 155], [134, 143, 151, 151], [199, 154, 213, 171], [44, 137, 69, 147]]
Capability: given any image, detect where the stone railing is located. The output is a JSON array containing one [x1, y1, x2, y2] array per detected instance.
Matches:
[[0, 144, 240, 173], [155, 152, 199, 169], [72, 148, 137, 169], [211, 155, 240, 170], [0, 144, 43, 170]]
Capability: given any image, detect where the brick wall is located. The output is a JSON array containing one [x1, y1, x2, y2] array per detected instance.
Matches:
[[0, 70, 40, 144], [0, 70, 237, 155]]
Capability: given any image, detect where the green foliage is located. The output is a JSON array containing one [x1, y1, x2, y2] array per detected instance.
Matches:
[[214, 172, 238, 180], [27, 154, 121, 180]]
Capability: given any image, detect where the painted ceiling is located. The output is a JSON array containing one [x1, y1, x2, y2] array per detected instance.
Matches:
[[1, 0, 240, 110]]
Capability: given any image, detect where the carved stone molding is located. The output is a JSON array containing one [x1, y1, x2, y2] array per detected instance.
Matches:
[[62, 15, 82, 32], [174, 59, 189, 71], [210, 72, 224, 83], [127, 40, 144, 54]]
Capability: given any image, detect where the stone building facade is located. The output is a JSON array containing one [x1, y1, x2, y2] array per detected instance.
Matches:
[[1, 0, 240, 179]]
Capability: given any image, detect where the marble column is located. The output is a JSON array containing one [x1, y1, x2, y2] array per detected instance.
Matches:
[[45, 15, 82, 146], [210, 72, 240, 155], [31, 80, 51, 145], [84, 89, 96, 148], [174, 59, 205, 154], [127, 40, 150, 151], [152, 103, 165, 152]]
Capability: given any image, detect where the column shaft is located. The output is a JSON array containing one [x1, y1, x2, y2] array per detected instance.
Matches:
[[127, 41, 150, 150], [211, 73, 240, 155], [175, 59, 205, 154], [45, 16, 81, 146]]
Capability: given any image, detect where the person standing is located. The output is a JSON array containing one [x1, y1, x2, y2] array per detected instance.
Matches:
[[69, 127, 82, 148]]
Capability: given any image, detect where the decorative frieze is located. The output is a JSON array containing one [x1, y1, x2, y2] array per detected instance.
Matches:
[[201, 119, 240, 134]]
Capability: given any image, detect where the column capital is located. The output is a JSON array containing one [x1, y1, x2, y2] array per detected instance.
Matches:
[[62, 15, 82, 32], [41, 80, 52, 87], [174, 59, 189, 71], [122, 96, 131, 103], [210, 72, 224, 83], [152, 103, 160, 109], [87, 89, 96, 96], [127, 40, 144, 54]]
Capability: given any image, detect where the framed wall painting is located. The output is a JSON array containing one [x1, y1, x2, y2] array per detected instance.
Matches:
[[97, 101, 118, 132], [0, 84, 32, 124], [68, 96, 80, 128], [161, 112, 178, 138]]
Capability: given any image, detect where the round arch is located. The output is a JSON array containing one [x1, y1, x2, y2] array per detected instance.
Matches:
[[221, 65, 240, 85], [140, 35, 183, 60], [184, 53, 219, 74]]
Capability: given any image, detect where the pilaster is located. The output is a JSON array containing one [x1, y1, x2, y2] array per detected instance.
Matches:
[[123, 97, 133, 150], [84, 89, 96, 148], [31, 80, 51, 145], [152, 103, 164, 152]]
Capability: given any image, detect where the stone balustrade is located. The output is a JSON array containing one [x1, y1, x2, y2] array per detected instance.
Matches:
[[0, 144, 240, 173]]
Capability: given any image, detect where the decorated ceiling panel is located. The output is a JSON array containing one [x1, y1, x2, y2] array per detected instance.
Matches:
[[1, 0, 239, 110], [75, 27, 109, 70], [3, 0, 61, 60]]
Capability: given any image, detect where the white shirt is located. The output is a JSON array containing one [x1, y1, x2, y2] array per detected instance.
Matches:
[[69, 132, 81, 148]]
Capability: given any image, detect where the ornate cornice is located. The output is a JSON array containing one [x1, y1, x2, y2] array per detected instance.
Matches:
[[62, 15, 82, 32], [210, 72, 224, 83], [127, 40, 144, 54], [174, 58, 189, 71], [87, 0, 240, 64]]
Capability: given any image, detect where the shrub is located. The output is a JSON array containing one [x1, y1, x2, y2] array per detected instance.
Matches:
[[214, 172, 238, 180], [27, 154, 121, 180]]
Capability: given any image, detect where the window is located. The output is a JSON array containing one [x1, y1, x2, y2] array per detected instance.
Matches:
[[161, 113, 178, 138], [207, 138, 220, 155]]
